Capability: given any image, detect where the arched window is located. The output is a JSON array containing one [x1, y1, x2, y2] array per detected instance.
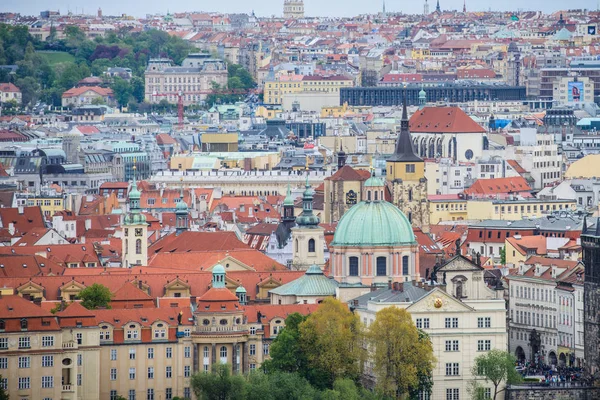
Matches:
[[295, 238, 298, 251], [402, 256, 409, 275], [376, 257, 387, 276], [20, 318, 28, 330], [374, 191, 378, 201], [220, 346, 227, 358], [349, 257, 359, 276], [135, 239, 142, 255], [367, 191, 371, 201], [308, 238, 315, 253]]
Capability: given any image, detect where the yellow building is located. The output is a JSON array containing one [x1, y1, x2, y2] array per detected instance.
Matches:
[[255, 105, 283, 119], [429, 197, 577, 223], [320, 103, 371, 118], [20, 193, 68, 218], [264, 74, 304, 105], [201, 133, 239, 152], [170, 152, 280, 171], [565, 154, 600, 178]]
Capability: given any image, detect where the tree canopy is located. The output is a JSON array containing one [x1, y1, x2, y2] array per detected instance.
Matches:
[[368, 307, 435, 399], [77, 283, 113, 310], [470, 349, 522, 400]]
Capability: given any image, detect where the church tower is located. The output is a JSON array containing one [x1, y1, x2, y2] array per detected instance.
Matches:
[[424, 0, 430, 15], [386, 93, 430, 231], [121, 164, 148, 267], [291, 170, 325, 270], [175, 185, 189, 235], [283, 0, 304, 19], [582, 217, 600, 383]]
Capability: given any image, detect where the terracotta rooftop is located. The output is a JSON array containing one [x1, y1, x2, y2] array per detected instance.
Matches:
[[409, 106, 486, 133]]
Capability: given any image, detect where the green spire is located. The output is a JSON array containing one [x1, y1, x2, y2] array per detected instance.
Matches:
[[284, 184, 294, 206]]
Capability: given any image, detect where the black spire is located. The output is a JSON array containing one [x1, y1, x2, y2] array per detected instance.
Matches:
[[388, 91, 422, 163], [435, 0, 441, 12], [337, 142, 346, 169]]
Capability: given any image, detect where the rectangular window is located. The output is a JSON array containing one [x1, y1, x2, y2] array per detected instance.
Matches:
[[478, 340, 492, 351], [0, 357, 6, 369], [477, 317, 491, 328], [18, 377, 30, 389], [250, 363, 256, 370], [154, 329, 166, 339], [111, 349, 117, 360], [110, 368, 117, 380], [166, 347, 172, 358], [166, 366, 172, 378], [77, 373, 82, 386], [129, 348, 136, 359], [446, 388, 459, 400], [147, 389, 154, 400], [42, 335, 54, 347], [184, 365, 191, 377], [18, 356, 30, 368], [0, 338, 7, 349], [184, 346, 191, 358], [100, 331, 111, 340], [148, 348, 154, 359], [111, 390, 119, 400], [19, 336, 30, 349], [166, 388, 172, 400], [127, 330, 139, 340], [41, 376, 54, 388], [250, 344, 256, 355], [250, 327, 256, 335], [184, 388, 191, 399], [42, 355, 54, 367], [129, 368, 136, 379], [77, 353, 82, 366], [263, 343, 270, 355], [76, 332, 83, 344], [406, 164, 416, 173], [148, 367, 154, 379], [129, 389, 136, 400]]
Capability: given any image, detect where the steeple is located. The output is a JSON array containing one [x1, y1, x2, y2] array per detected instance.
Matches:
[[337, 141, 347, 169], [463, 0, 466, 13], [282, 184, 296, 222], [418, 86, 427, 109], [175, 179, 189, 235], [424, 0, 429, 15], [124, 161, 146, 225], [435, 0, 441, 13], [122, 159, 148, 268], [295, 161, 320, 227], [388, 90, 422, 163]]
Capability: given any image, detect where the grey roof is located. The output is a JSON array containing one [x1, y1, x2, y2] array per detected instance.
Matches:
[[269, 265, 338, 297], [471, 213, 585, 231], [351, 281, 428, 310]]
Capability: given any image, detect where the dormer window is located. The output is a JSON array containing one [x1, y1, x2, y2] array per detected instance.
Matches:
[[20, 318, 28, 330]]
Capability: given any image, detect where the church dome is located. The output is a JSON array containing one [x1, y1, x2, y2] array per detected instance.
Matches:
[[419, 88, 426, 98], [331, 201, 415, 247], [176, 197, 188, 213], [129, 186, 141, 200], [364, 176, 385, 187]]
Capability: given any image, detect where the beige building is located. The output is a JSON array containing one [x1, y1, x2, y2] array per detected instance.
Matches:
[[144, 55, 228, 105], [283, 0, 304, 18], [264, 74, 353, 105], [354, 256, 507, 400], [0, 83, 22, 105]]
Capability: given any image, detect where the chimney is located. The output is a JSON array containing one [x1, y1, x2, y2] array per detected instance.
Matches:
[[85, 219, 92, 231], [370, 283, 377, 292], [8, 223, 15, 236], [18, 206, 24, 214], [388, 279, 392, 290]]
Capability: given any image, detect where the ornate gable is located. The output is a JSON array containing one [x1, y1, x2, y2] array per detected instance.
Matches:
[[59, 280, 87, 301], [438, 255, 483, 272], [407, 288, 474, 313], [211, 256, 254, 272], [17, 280, 46, 300], [164, 278, 191, 297]]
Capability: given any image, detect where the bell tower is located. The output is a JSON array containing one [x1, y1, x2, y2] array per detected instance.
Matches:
[[582, 217, 600, 383], [175, 181, 189, 235], [291, 167, 325, 270], [122, 163, 148, 268], [386, 91, 430, 231]]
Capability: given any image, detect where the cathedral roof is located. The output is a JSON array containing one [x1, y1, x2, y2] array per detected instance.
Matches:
[[409, 106, 486, 133], [269, 265, 338, 297]]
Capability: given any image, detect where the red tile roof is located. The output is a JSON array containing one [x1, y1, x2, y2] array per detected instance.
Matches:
[[0, 206, 46, 233], [62, 86, 113, 98], [325, 165, 370, 182], [409, 107, 486, 133], [465, 176, 532, 198], [0, 83, 21, 92]]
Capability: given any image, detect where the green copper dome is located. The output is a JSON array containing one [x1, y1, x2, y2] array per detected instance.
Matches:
[[235, 285, 247, 293], [418, 88, 426, 98], [176, 197, 188, 213], [283, 184, 295, 206], [364, 176, 385, 187], [129, 186, 141, 200], [331, 201, 415, 247], [124, 212, 146, 225]]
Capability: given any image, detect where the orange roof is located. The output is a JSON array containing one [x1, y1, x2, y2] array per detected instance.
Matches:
[[325, 165, 370, 182], [409, 107, 486, 133], [507, 159, 528, 174], [149, 231, 250, 254], [0, 295, 60, 332], [62, 86, 113, 98], [112, 282, 154, 302], [464, 177, 532, 197], [507, 235, 547, 256], [149, 249, 286, 272]]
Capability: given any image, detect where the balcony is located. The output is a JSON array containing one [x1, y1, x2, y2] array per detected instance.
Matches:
[[62, 384, 74, 392], [194, 325, 247, 334], [62, 341, 76, 349]]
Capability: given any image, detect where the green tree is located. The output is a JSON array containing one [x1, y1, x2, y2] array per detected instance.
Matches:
[[368, 307, 435, 399], [500, 246, 506, 266], [470, 349, 521, 400], [0, 375, 8, 400], [263, 313, 308, 374], [299, 298, 364, 389], [77, 283, 112, 310], [130, 76, 145, 103], [111, 77, 132, 108], [91, 96, 106, 105], [190, 363, 247, 400], [14, 76, 40, 107]]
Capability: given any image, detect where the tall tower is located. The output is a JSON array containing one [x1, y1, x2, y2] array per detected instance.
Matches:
[[386, 92, 430, 231], [424, 0, 430, 15], [582, 217, 600, 383], [121, 164, 148, 268], [463, 0, 466, 13], [283, 0, 304, 19], [292, 169, 325, 270], [435, 0, 441, 13], [175, 184, 189, 235]]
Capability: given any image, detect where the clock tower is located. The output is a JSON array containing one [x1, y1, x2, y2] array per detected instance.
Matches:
[[292, 171, 325, 270], [386, 93, 430, 231], [122, 164, 148, 268]]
